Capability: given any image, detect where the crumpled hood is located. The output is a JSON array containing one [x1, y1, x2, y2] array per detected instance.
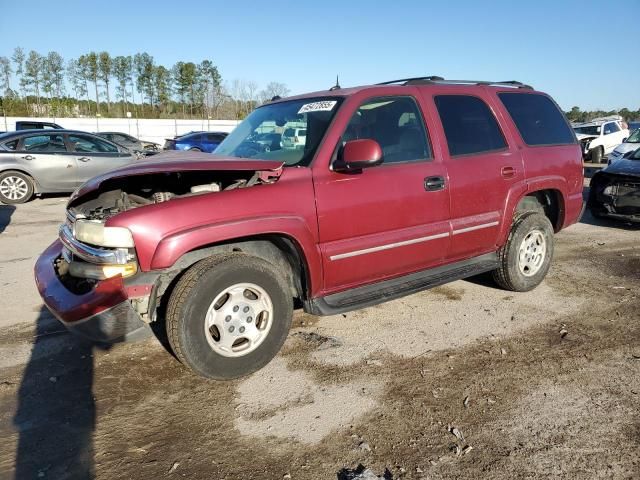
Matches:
[[575, 133, 598, 141], [601, 157, 640, 177], [69, 151, 284, 204]]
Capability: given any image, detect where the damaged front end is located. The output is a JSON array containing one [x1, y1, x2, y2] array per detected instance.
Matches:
[[35, 156, 284, 342], [589, 171, 640, 223]]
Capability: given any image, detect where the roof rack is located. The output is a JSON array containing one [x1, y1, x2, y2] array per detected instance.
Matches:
[[376, 76, 533, 89]]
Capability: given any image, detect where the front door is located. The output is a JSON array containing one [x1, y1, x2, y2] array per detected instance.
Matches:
[[67, 134, 134, 184], [16, 133, 78, 190], [313, 95, 451, 294]]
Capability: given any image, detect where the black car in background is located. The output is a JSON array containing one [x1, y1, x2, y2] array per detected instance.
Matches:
[[589, 148, 640, 223], [96, 132, 160, 153]]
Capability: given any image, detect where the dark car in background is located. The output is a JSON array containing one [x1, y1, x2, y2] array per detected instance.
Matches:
[[15, 121, 64, 130], [589, 148, 640, 223], [97, 132, 160, 153], [0, 129, 136, 203], [163, 131, 228, 153]]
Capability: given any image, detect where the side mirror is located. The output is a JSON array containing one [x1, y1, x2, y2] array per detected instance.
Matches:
[[336, 139, 383, 172]]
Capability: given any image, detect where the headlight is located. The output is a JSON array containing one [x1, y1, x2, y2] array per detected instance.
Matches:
[[74, 220, 135, 248], [603, 185, 615, 195], [68, 261, 138, 279]]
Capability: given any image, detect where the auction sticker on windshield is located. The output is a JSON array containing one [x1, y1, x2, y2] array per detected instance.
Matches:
[[298, 100, 337, 114]]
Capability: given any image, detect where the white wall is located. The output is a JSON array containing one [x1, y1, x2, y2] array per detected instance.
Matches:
[[1, 116, 241, 145]]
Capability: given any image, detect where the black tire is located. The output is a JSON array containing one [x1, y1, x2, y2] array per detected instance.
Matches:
[[188, 147, 201, 152], [492, 212, 554, 292], [166, 253, 293, 380], [0, 171, 34, 204], [590, 147, 603, 164]]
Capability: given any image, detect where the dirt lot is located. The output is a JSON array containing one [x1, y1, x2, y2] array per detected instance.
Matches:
[[0, 188, 638, 480]]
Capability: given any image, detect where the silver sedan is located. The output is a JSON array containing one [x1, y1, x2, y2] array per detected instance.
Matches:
[[0, 129, 137, 204]]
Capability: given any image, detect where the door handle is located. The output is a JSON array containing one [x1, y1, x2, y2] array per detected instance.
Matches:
[[424, 176, 445, 191], [78, 157, 91, 162], [21, 155, 35, 161], [501, 166, 516, 178]]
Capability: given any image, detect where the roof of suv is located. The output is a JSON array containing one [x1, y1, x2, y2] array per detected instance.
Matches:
[[270, 77, 538, 104]]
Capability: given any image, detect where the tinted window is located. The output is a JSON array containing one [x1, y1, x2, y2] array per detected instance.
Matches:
[[205, 133, 224, 142], [499, 93, 576, 146], [344, 96, 431, 163], [283, 128, 295, 137], [298, 129, 307, 136], [4, 139, 19, 150], [434, 95, 507, 156], [68, 135, 118, 153], [22, 134, 67, 152], [603, 122, 620, 135]]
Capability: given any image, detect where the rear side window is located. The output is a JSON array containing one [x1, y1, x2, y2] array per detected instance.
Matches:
[[3, 139, 19, 150], [434, 95, 507, 156], [498, 93, 575, 146], [603, 122, 620, 135], [68, 134, 119, 153], [22, 134, 67, 152]]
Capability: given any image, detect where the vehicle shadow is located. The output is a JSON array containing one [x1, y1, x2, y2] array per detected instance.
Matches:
[[13, 307, 109, 480], [0, 204, 16, 234], [580, 208, 640, 230]]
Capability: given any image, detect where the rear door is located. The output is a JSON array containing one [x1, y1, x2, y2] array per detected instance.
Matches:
[[16, 133, 78, 190], [67, 133, 134, 184], [602, 122, 623, 153], [429, 92, 525, 261], [313, 94, 451, 292]]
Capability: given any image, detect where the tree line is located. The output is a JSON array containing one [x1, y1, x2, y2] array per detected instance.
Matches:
[[565, 106, 640, 123], [0, 47, 290, 120]]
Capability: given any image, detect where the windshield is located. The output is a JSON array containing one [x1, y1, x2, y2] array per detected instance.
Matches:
[[573, 125, 601, 136], [214, 97, 344, 166], [627, 128, 640, 143]]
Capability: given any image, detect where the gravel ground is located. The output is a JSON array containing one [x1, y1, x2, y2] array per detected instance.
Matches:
[[0, 186, 638, 479]]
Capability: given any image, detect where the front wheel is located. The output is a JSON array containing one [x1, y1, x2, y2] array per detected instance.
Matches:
[[492, 212, 554, 292], [166, 253, 293, 380], [0, 171, 34, 204], [590, 147, 603, 164]]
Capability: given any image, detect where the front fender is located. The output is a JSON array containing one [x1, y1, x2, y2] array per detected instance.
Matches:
[[150, 215, 323, 297]]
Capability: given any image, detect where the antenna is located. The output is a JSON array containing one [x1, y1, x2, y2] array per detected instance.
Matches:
[[329, 75, 341, 91]]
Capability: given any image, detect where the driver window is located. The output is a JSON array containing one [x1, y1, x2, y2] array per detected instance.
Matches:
[[343, 96, 431, 163]]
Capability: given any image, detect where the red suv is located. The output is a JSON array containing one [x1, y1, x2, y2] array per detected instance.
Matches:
[[35, 77, 584, 379]]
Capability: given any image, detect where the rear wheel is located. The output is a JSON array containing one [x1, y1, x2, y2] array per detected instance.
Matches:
[[0, 171, 34, 204], [188, 147, 201, 152], [492, 212, 554, 292], [166, 253, 293, 380]]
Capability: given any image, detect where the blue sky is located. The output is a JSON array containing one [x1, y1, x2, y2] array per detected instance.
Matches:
[[1, 0, 638, 110]]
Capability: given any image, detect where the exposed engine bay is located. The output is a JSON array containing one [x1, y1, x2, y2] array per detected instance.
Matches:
[[589, 173, 640, 222], [69, 169, 278, 220]]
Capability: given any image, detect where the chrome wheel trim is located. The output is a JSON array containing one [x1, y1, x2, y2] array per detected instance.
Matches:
[[518, 229, 546, 277], [0, 176, 29, 201], [204, 282, 273, 358]]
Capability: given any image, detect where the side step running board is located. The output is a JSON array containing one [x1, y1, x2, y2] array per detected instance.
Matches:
[[305, 253, 498, 316]]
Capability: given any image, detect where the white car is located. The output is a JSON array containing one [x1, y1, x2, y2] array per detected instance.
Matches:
[[281, 127, 307, 150], [607, 128, 640, 164], [573, 116, 629, 163]]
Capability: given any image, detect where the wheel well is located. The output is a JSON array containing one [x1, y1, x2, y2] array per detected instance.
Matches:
[[516, 190, 563, 232], [155, 235, 310, 304]]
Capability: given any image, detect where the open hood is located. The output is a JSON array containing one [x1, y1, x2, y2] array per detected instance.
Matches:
[[69, 151, 284, 204]]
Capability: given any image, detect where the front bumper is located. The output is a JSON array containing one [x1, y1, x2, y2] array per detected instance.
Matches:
[[34, 240, 153, 343]]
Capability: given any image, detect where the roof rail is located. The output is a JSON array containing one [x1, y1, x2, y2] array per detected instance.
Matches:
[[376, 77, 533, 89], [376, 76, 444, 85]]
